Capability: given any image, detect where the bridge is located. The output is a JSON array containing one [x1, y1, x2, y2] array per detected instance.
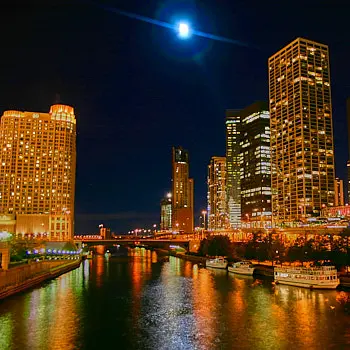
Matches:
[[74, 237, 201, 252], [74, 225, 346, 252]]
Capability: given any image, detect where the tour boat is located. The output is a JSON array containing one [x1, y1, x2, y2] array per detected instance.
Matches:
[[228, 261, 255, 275], [206, 257, 228, 269], [274, 265, 339, 289]]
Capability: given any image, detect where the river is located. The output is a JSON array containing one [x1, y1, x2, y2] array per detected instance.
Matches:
[[0, 247, 349, 350]]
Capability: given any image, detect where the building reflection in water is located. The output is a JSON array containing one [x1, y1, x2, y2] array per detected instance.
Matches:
[[191, 267, 217, 348], [0, 266, 84, 350], [0, 251, 349, 349], [95, 255, 105, 288], [0, 313, 13, 348], [129, 248, 153, 333]]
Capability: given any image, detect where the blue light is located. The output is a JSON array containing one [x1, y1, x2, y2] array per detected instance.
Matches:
[[177, 22, 191, 39]]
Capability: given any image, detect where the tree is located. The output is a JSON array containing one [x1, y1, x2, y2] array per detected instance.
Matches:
[[205, 235, 233, 257]]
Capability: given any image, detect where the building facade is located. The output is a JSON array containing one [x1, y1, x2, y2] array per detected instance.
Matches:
[[207, 156, 228, 231], [240, 102, 272, 228], [160, 193, 172, 231], [269, 38, 335, 225], [225, 110, 241, 228], [171, 147, 194, 233], [0, 104, 76, 240], [334, 178, 344, 207]]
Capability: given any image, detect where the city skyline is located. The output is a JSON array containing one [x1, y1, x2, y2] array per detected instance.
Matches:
[[0, 2, 349, 233]]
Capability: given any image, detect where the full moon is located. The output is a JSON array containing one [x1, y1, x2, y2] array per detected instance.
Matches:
[[178, 22, 190, 38]]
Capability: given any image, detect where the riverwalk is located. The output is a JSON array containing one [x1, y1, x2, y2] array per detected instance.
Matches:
[[0, 258, 81, 299]]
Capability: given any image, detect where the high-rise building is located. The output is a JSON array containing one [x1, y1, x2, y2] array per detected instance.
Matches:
[[0, 104, 76, 240], [160, 193, 172, 231], [347, 97, 350, 203], [207, 156, 228, 231], [240, 101, 272, 228], [226, 110, 241, 227], [99, 224, 111, 239], [269, 38, 335, 225], [334, 178, 344, 207], [171, 147, 194, 233]]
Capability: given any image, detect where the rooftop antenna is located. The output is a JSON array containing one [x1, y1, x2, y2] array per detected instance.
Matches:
[[54, 93, 61, 104]]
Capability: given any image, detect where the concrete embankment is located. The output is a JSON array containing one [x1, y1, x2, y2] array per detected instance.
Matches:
[[155, 249, 207, 265], [0, 259, 81, 300], [339, 275, 350, 288]]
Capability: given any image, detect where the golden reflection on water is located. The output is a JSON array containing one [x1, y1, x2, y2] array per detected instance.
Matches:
[[48, 273, 80, 350], [0, 265, 84, 350], [129, 248, 153, 330], [95, 255, 104, 287], [191, 267, 217, 348], [0, 251, 349, 350]]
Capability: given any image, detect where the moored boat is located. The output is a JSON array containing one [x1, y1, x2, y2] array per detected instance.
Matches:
[[206, 257, 228, 269], [274, 265, 339, 289], [228, 261, 255, 275]]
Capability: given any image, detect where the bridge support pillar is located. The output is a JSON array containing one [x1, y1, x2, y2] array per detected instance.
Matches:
[[189, 240, 200, 253]]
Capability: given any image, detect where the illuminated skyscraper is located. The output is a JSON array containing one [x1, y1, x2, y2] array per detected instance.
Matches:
[[269, 38, 335, 225], [0, 104, 76, 240], [171, 147, 194, 233], [160, 193, 172, 231], [240, 102, 272, 228], [334, 178, 344, 207], [226, 110, 241, 228], [207, 156, 228, 231]]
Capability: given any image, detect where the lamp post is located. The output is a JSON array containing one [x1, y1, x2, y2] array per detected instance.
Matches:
[[201, 210, 207, 239], [153, 224, 157, 236]]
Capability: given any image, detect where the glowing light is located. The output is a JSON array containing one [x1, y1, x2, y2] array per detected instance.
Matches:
[[178, 22, 190, 39], [0, 231, 12, 241]]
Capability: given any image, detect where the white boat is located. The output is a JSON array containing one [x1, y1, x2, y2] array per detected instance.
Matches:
[[206, 257, 228, 269], [274, 265, 339, 289], [228, 261, 255, 275]]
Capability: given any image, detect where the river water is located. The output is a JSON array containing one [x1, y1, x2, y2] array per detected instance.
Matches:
[[0, 247, 349, 350]]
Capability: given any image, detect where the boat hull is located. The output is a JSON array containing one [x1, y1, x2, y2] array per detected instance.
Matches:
[[228, 266, 254, 275], [206, 262, 228, 269], [275, 278, 339, 289]]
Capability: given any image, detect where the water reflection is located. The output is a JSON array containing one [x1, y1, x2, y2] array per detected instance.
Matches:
[[0, 250, 349, 350], [0, 266, 84, 350]]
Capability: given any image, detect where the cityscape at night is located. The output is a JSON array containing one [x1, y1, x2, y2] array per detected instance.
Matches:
[[0, 1, 349, 349]]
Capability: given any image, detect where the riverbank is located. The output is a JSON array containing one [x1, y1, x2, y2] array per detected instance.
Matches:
[[156, 249, 350, 288], [0, 258, 81, 300]]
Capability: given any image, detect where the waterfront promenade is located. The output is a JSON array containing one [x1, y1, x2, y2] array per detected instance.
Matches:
[[0, 258, 81, 299]]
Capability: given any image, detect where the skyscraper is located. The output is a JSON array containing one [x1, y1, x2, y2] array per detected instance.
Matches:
[[334, 178, 344, 207], [171, 147, 194, 233], [226, 110, 241, 228], [240, 101, 272, 228], [0, 104, 76, 240], [160, 193, 172, 231], [269, 38, 335, 225], [207, 156, 228, 231]]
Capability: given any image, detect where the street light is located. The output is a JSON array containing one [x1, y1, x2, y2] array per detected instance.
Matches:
[[201, 210, 207, 230]]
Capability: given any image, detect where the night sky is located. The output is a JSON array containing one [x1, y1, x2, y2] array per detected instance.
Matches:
[[0, 1, 349, 234]]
